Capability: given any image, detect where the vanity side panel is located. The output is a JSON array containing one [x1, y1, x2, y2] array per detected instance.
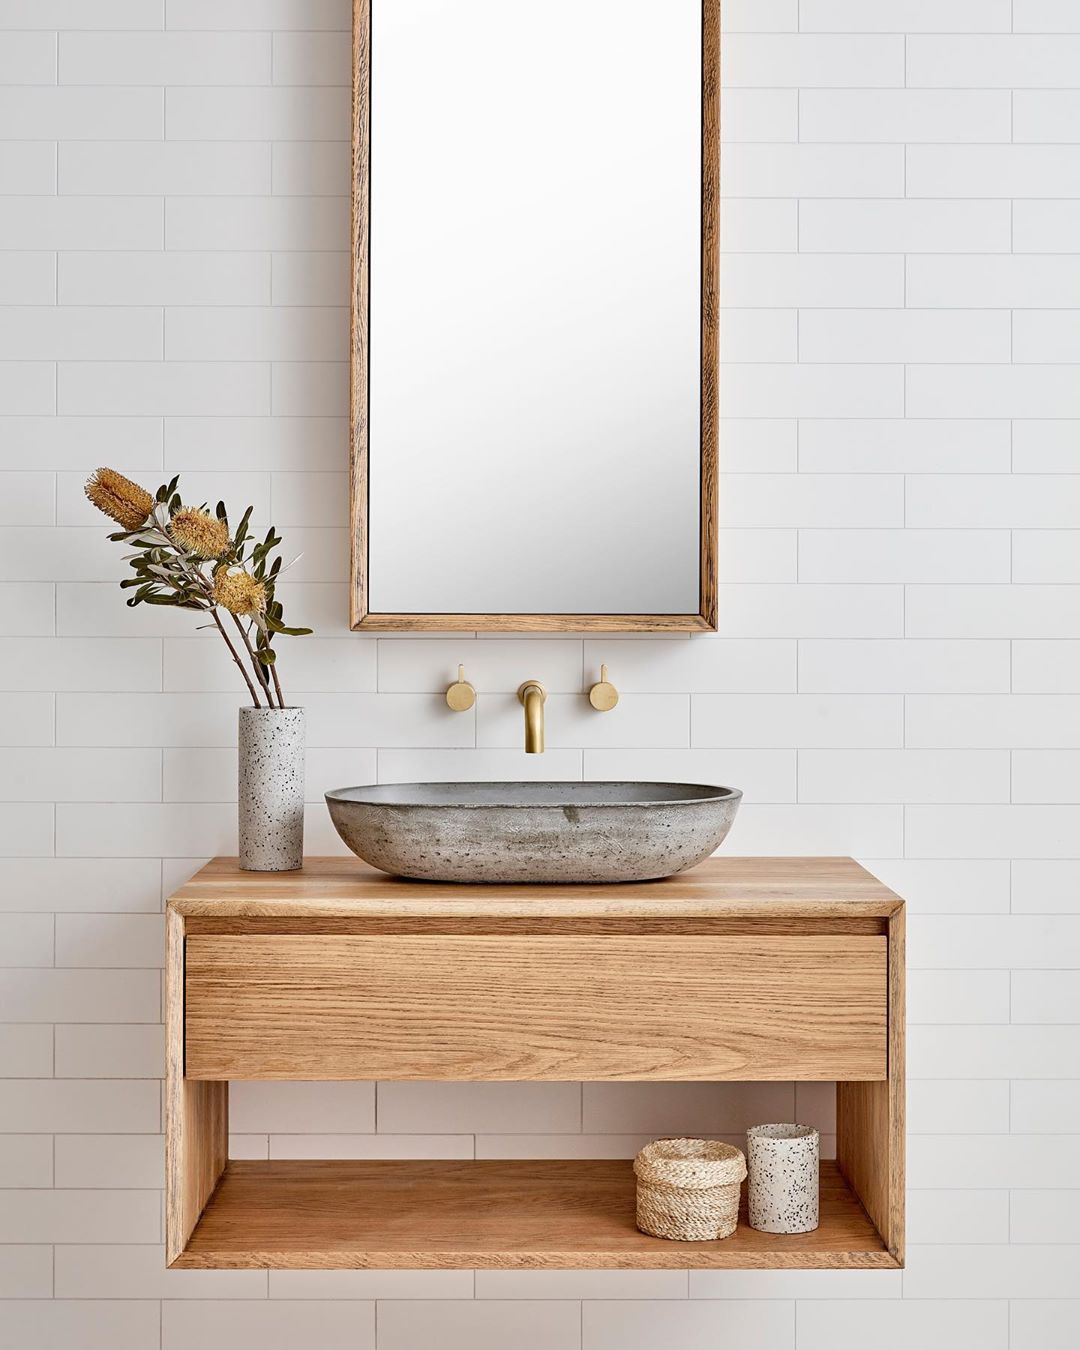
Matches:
[[183, 932, 888, 1082], [165, 906, 228, 1265], [836, 905, 904, 1264]]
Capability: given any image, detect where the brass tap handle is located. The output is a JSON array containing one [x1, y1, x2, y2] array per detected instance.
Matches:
[[445, 664, 476, 712], [588, 664, 619, 712]]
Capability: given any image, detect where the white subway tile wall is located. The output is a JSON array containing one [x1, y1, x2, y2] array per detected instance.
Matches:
[[0, 3, 1076, 1347]]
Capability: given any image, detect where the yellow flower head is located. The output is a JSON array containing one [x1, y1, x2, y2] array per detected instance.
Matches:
[[84, 467, 155, 532], [169, 508, 230, 560], [213, 569, 267, 616]]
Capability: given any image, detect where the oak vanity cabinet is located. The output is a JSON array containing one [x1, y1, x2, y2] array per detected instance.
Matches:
[[166, 857, 904, 1270]]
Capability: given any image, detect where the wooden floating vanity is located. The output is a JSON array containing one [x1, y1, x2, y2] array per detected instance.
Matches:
[[166, 856, 904, 1270]]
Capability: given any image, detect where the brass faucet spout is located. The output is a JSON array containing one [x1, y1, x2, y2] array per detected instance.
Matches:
[[517, 681, 547, 754]]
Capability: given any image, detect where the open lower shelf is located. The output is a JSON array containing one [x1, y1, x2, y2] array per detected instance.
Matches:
[[172, 1157, 896, 1270]]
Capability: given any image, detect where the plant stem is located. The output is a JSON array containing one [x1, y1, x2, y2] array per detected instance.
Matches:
[[176, 550, 267, 712], [210, 608, 262, 706], [231, 612, 278, 707], [180, 554, 267, 708], [269, 659, 286, 708]]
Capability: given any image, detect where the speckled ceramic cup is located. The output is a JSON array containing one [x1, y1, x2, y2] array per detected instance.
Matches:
[[746, 1123, 819, 1235], [238, 706, 305, 872]]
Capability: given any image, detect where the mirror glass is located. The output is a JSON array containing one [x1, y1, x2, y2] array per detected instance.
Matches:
[[355, 0, 713, 626]]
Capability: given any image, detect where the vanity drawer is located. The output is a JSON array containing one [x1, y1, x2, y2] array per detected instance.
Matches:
[[184, 933, 887, 1082]]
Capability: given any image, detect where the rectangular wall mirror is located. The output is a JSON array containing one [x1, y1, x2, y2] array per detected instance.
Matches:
[[350, 0, 719, 631]]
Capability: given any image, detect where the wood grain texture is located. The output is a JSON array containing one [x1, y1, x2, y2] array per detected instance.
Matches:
[[348, 0, 720, 633], [352, 612, 716, 632], [888, 904, 906, 1262], [348, 0, 370, 632], [175, 1158, 895, 1270], [169, 855, 906, 920], [183, 915, 887, 937], [700, 0, 720, 630], [184, 933, 887, 1082], [165, 907, 227, 1265], [837, 906, 905, 1265]]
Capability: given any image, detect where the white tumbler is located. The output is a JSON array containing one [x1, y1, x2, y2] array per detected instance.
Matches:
[[746, 1123, 820, 1235]]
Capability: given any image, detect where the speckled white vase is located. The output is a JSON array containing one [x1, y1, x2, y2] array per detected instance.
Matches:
[[238, 706, 305, 872], [747, 1123, 819, 1235]]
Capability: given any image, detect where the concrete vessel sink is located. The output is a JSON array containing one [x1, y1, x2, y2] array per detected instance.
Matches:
[[324, 781, 742, 883]]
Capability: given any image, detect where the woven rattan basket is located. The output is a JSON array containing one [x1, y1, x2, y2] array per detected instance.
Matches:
[[634, 1137, 747, 1241]]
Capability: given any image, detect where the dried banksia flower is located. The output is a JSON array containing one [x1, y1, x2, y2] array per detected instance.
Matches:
[[213, 569, 267, 616], [169, 508, 230, 560], [84, 467, 154, 532]]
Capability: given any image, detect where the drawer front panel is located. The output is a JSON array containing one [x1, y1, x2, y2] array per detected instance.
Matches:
[[184, 933, 887, 1081]]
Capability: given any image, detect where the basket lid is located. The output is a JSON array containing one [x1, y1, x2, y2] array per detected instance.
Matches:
[[633, 1137, 747, 1190]]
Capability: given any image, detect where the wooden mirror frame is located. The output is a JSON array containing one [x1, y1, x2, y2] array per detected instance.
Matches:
[[349, 0, 719, 632]]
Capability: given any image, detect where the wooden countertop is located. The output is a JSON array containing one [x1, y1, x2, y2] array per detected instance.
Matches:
[[168, 855, 904, 919]]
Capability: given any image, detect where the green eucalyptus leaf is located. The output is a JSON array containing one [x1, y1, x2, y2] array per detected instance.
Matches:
[[264, 614, 312, 636]]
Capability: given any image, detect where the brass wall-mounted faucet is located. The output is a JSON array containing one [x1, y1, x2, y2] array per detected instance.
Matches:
[[517, 680, 546, 753], [451, 664, 615, 753]]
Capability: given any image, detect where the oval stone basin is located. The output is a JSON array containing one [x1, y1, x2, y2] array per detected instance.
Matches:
[[324, 781, 742, 884]]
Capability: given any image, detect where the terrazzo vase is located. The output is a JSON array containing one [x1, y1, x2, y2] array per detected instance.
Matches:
[[746, 1123, 820, 1235], [238, 706, 305, 871]]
